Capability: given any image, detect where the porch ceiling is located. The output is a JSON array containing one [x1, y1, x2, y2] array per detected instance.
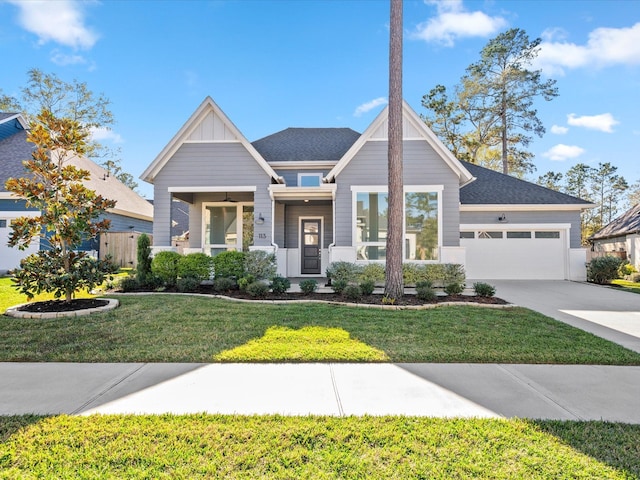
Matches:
[[269, 184, 336, 202]]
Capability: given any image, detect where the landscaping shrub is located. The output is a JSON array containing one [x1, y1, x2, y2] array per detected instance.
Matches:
[[359, 279, 375, 296], [136, 234, 152, 283], [212, 251, 246, 280], [473, 282, 496, 297], [299, 279, 318, 295], [359, 263, 385, 283], [238, 275, 256, 292], [213, 277, 236, 293], [416, 285, 437, 302], [270, 276, 291, 294], [119, 276, 140, 292], [587, 256, 625, 284], [443, 264, 466, 286], [444, 282, 465, 296], [177, 277, 201, 293], [151, 250, 181, 286], [619, 261, 637, 278], [326, 261, 362, 283], [244, 250, 277, 280], [343, 284, 362, 302], [331, 279, 348, 294], [177, 253, 214, 281], [416, 280, 433, 289], [402, 263, 423, 285], [246, 281, 269, 298]]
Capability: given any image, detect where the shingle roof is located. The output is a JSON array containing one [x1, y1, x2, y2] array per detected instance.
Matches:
[[0, 113, 20, 122], [252, 127, 361, 162], [460, 161, 591, 205], [590, 203, 640, 240]]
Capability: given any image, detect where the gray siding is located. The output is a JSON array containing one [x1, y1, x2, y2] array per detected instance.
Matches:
[[460, 210, 583, 248], [283, 204, 333, 248], [152, 143, 273, 247], [105, 212, 153, 234], [0, 199, 37, 212], [334, 140, 461, 247]]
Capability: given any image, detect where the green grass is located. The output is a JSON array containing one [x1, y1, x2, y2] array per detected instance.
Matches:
[[0, 415, 638, 479], [611, 279, 640, 295], [0, 276, 96, 313], [2, 294, 640, 364]]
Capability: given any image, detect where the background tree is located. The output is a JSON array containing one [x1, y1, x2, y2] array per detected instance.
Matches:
[[1, 69, 137, 191], [5, 110, 117, 303], [628, 180, 640, 206], [384, 0, 404, 301], [422, 28, 558, 177], [536, 171, 563, 191]]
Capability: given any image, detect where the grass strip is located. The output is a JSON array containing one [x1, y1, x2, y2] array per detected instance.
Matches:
[[1, 294, 640, 364], [0, 415, 638, 479]]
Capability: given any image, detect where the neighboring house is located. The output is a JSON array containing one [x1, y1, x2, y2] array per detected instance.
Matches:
[[589, 203, 640, 270], [142, 96, 592, 280], [0, 113, 153, 273]]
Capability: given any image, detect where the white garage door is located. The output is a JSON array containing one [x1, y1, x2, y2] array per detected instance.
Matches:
[[461, 227, 567, 280], [0, 212, 40, 273]]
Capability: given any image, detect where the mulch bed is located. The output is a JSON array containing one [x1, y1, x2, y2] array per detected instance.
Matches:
[[17, 298, 110, 313]]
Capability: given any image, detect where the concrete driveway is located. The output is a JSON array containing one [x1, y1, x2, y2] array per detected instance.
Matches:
[[488, 280, 640, 353]]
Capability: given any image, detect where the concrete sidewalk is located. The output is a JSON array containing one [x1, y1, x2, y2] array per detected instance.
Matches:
[[2, 362, 639, 423]]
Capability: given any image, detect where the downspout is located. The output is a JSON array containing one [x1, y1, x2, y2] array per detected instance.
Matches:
[[268, 186, 278, 253], [325, 177, 336, 279]]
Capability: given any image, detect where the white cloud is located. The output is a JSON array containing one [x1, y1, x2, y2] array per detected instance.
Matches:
[[90, 127, 123, 144], [354, 97, 387, 117], [550, 125, 568, 135], [543, 144, 585, 162], [535, 22, 640, 75], [567, 113, 619, 133], [8, 0, 97, 49], [51, 50, 87, 66], [413, 0, 507, 47]]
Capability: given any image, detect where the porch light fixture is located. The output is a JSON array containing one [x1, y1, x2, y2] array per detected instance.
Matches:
[[256, 213, 265, 225], [304, 199, 310, 203], [498, 214, 508, 223]]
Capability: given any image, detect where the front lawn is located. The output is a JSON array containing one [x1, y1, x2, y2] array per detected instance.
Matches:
[[0, 415, 638, 479], [611, 279, 640, 295], [2, 294, 639, 364]]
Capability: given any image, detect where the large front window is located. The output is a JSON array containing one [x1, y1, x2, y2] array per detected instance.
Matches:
[[354, 187, 441, 261], [204, 203, 253, 255]]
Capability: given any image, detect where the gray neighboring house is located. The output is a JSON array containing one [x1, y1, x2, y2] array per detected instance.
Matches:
[[0, 112, 153, 273], [589, 203, 640, 270], [142, 96, 592, 280]]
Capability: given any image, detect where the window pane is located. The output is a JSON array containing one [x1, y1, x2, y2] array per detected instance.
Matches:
[[242, 205, 254, 251], [535, 231, 560, 239], [206, 206, 237, 246], [0, 219, 6, 228], [357, 245, 386, 261], [507, 231, 532, 239], [405, 192, 438, 260], [356, 192, 388, 245], [300, 175, 321, 187], [460, 231, 474, 239], [478, 231, 503, 239]]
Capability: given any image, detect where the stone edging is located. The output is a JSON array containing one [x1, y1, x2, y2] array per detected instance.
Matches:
[[114, 292, 514, 310], [4, 298, 120, 319]]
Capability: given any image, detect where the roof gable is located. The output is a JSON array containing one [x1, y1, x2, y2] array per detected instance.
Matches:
[[141, 97, 281, 184], [0, 113, 28, 142], [591, 203, 640, 240], [252, 128, 360, 162], [325, 100, 474, 185]]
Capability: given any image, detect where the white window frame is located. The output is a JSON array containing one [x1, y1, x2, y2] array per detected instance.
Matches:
[[297, 172, 323, 187], [351, 185, 444, 263], [202, 201, 254, 255]]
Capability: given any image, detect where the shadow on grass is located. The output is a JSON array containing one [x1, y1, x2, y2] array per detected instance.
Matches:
[[0, 415, 44, 442], [531, 420, 640, 479]]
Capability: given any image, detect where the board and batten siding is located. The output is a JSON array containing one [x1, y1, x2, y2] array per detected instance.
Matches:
[[334, 140, 461, 248], [460, 210, 583, 248], [283, 204, 333, 249], [152, 142, 273, 247]]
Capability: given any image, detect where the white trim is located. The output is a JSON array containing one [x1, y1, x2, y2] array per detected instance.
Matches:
[[183, 140, 242, 144], [109, 208, 153, 223], [201, 201, 254, 254], [0, 192, 20, 200], [460, 223, 571, 231], [168, 186, 257, 193], [297, 172, 323, 187], [0, 113, 29, 130], [269, 161, 337, 169], [269, 184, 336, 200], [460, 204, 594, 212], [299, 216, 324, 275]]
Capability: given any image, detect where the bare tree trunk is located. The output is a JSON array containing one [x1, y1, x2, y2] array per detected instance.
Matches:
[[385, 0, 404, 300], [501, 95, 508, 174]]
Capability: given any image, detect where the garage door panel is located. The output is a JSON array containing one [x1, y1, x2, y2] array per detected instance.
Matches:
[[462, 232, 566, 280]]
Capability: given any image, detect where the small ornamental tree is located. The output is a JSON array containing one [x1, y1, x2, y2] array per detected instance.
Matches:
[[5, 109, 117, 302]]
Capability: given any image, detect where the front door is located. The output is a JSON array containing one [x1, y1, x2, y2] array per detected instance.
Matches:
[[301, 219, 321, 274]]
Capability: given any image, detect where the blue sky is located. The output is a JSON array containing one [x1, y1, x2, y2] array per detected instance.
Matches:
[[1, 0, 639, 199]]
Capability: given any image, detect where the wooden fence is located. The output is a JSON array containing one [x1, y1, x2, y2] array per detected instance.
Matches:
[[100, 232, 152, 269]]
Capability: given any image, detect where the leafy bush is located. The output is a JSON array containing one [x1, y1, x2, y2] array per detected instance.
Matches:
[[177, 253, 214, 281], [619, 261, 637, 277], [151, 250, 181, 286], [238, 275, 256, 291], [326, 261, 362, 283], [473, 282, 496, 298], [246, 281, 269, 298], [443, 264, 466, 286], [213, 277, 236, 293], [402, 263, 423, 285], [177, 277, 201, 293], [270, 276, 291, 294], [359, 279, 375, 296], [136, 234, 152, 283], [587, 256, 625, 284], [244, 250, 277, 280], [444, 282, 465, 296], [299, 279, 318, 295], [212, 251, 246, 280], [416, 285, 437, 302], [359, 263, 385, 283], [331, 279, 348, 294], [119, 276, 140, 293], [416, 280, 433, 290], [343, 284, 362, 302]]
